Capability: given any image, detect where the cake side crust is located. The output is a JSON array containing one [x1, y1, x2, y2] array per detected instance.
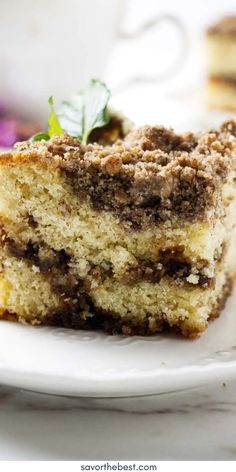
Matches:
[[0, 274, 233, 338]]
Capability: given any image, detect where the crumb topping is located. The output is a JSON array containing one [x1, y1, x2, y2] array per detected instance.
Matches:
[[207, 16, 236, 37], [4, 119, 236, 228]]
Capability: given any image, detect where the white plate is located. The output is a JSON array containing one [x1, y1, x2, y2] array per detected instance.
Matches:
[[1, 288, 236, 398]]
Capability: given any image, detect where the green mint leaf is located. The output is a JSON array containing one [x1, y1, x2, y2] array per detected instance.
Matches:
[[82, 79, 110, 144], [57, 79, 110, 143], [48, 96, 63, 137], [31, 132, 50, 142], [57, 95, 84, 138], [30, 80, 111, 143]]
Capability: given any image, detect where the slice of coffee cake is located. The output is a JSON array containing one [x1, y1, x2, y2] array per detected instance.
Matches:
[[0, 120, 236, 337], [206, 16, 236, 110]]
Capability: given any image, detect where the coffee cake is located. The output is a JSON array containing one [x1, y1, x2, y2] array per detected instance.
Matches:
[[0, 120, 236, 337], [206, 16, 236, 110]]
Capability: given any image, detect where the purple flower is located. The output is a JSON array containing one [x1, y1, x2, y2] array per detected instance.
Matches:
[[0, 119, 17, 147]]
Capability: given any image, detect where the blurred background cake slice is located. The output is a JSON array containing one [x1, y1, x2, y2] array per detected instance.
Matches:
[[206, 16, 236, 110]]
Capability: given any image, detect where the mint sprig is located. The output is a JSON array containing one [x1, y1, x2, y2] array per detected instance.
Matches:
[[32, 79, 110, 144], [31, 132, 50, 142], [82, 79, 110, 144], [48, 96, 63, 137]]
